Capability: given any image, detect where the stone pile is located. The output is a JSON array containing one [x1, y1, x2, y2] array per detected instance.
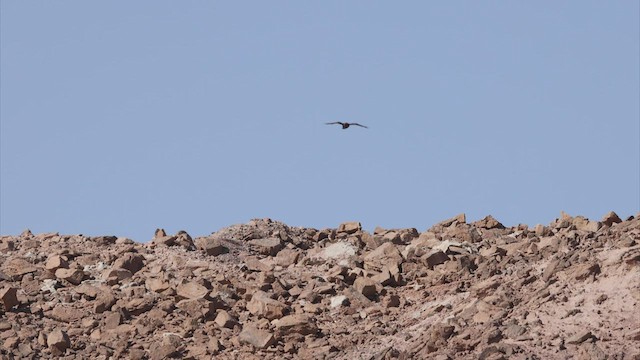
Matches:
[[0, 212, 639, 359]]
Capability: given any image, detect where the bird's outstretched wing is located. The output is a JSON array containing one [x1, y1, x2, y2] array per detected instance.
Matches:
[[325, 122, 344, 126], [350, 123, 368, 128]]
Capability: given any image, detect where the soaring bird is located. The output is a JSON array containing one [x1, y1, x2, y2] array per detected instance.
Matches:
[[325, 122, 368, 129]]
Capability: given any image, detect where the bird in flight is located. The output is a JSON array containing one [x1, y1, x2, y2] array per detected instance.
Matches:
[[325, 122, 368, 129]]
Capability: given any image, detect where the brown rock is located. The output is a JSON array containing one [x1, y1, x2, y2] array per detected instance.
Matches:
[[94, 289, 117, 313], [112, 253, 145, 274], [48, 305, 86, 323], [273, 314, 318, 335], [146, 277, 171, 293], [176, 281, 209, 300], [149, 343, 179, 360], [474, 215, 505, 229], [573, 263, 601, 281], [246, 290, 288, 320], [249, 238, 283, 256], [3, 258, 38, 279], [0, 287, 19, 311], [195, 237, 229, 256], [601, 211, 622, 227], [542, 258, 563, 282], [364, 242, 403, 272], [47, 329, 70, 355], [567, 330, 594, 344], [103, 268, 133, 284], [239, 324, 276, 349], [275, 248, 300, 267], [176, 298, 217, 319], [45, 255, 69, 271], [55, 268, 85, 285], [424, 250, 449, 268], [214, 310, 237, 328], [354, 277, 378, 299], [338, 221, 362, 234], [435, 213, 466, 228]]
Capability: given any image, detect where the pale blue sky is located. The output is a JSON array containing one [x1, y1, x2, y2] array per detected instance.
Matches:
[[1, 2, 639, 241]]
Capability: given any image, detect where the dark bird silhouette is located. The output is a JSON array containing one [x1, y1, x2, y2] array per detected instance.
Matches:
[[325, 122, 368, 129]]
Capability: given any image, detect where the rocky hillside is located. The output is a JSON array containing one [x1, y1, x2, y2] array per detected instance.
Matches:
[[0, 212, 639, 359]]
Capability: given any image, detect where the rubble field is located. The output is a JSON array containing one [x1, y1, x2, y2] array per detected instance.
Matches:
[[0, 211, 639, 359]]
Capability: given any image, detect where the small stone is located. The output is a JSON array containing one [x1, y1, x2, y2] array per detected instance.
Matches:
[[249, 238, 283, 256], [196, 237, 229, 256], [330, 295, 349, 308], [354, 277, 378, 299], [176, 282, 209, 300], [246, 290, 288, 320], [601, 211, 622, 227], [214, 310, 237, 329], [338, 221, 362, 234], [47, 329, 70, 355], [364, 242, 403, 272], [239, 324, 275, 349], [0, 287, 19, 311], [567, 331, 594, 344], [54, 268, 85, 285], [45, 255, 69, 271], [112, 253, 145, 274], [273, 314, 318, 335], [424, 250, 449, 268]]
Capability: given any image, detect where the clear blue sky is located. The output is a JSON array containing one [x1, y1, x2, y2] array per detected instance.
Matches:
[[1, 2, 639, 241]]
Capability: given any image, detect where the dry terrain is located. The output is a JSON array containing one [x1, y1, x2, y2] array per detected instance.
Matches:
[[1, 211, 639, 359]]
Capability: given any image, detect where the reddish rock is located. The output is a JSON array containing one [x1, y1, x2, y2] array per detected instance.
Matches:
[[239, 324, 275, 349], [55, 268, 85, 285], [45, 255, 69, 271], [248, 237, 283, 256], [214, 310, 237, 329], [195, 237, 229, 256], [273, 314, 318, 335], [0, 287, 19, 311], [112, 253, 145, 274], [338, 221, 362, 234], [176, 281, 209, 300], [47, 329, 70, 355], [246, 290, 288, 320], [354, 277, 378, 299]]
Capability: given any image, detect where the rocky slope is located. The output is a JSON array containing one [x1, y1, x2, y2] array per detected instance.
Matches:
[[0, 211, 639, 359]]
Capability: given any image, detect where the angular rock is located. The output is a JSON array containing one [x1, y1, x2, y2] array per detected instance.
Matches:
[[94, 290, 117, 314], [338, 221, 362, 234], [45, 255, 69, 271], [47, 329, 71, 355], [3, 258, 38, 279], [273, 314, 318, 336], [176, 298, 217, 319], [214, 310, 237, 329], [0, 287, 19, 311], [354, 277, 378, 300], [248, 238, 283, 256], [55, 268, 85, 285], [330, 295, 349, 308], [474, 215, 505, 229], [364, 242, 403, 272], [567, 330, 594, 344], [275, 248, 300, 267], [176, 281, 209, 300], [196, 237, 229, 256], [424, 250, 449, 268], [246, 290, 288, 320], [601, 211, 622, 227], [239, 324, 275, 349], [112, 253, 145, 274]]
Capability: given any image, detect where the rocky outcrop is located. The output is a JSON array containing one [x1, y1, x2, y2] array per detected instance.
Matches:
[[0, 213, 638, 359]]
